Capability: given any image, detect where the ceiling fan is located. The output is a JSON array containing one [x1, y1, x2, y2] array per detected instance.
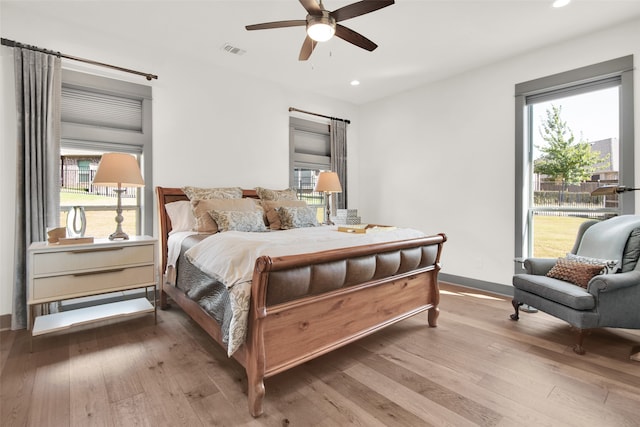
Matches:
[[245, 0, 395, 61]]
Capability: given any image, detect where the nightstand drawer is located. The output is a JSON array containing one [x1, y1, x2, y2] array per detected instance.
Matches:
[[31, 265, 155, 301], [33, 244, 154, 275]]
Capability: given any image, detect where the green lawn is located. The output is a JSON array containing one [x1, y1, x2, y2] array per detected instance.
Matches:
[[60, 192, 136, 206], [533, 216, 592, 258]]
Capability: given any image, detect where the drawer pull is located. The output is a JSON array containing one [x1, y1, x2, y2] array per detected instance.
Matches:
[[73, 268, 125, 277], [70, 247, 124, 254]]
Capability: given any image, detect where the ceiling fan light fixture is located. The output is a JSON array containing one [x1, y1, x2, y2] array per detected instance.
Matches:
[[307, 13, 336, 42]]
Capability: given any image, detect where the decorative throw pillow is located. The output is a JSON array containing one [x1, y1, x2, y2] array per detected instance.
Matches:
[[165, 200, 196, 233], [182, 186, 243, 200], [565, 253, 618, 274], [255, 187, 298, 201], [261, 200, 308, 230], [546, 257, 605, 288], [191, 198, 261, 233], [209, 210, 267, 232], [277, 206, 319, 229]]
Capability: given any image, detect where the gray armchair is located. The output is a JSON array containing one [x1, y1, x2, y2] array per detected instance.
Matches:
[[511, 215, 640, 355]]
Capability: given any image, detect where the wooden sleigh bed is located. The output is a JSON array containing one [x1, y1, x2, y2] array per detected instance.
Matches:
[[156, 186, 446, 416]]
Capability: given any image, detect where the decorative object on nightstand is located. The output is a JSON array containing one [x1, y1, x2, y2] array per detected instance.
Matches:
[[47, 227, 66, 244], [315, 171, 342, 225], [66, 205, 87, 237], [92, 153, 144, 240]]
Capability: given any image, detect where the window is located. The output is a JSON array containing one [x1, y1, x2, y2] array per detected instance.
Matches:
[[60, 70, 153, 238], [289, 117, 331, 221], [515, 56, 634, 263], [60, 147, 143, 238]]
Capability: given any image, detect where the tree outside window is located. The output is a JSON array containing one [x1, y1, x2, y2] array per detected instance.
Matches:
[[534, 104, 610, 206]]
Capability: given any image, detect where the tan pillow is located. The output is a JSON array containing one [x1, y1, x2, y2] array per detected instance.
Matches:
[[182, 186, 243, 200], [546, 257, 605, 288], [255, 187, 298, 201], [261, 200, 307, 230], [191, 198, 261, 233]]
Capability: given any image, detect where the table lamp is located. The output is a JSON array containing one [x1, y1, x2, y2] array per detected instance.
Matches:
[[314, 171, 342, 225], [92, 153, 144, 240]]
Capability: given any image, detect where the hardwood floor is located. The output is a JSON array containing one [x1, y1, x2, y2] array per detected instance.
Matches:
[[2, 282, 639, 426]]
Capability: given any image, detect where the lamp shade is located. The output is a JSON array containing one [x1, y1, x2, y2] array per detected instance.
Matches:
[[315, 171, 342, 193], [92, 153, 144, 187]]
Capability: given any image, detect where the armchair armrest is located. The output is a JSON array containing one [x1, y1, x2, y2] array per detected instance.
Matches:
[[523, 258, 557, 276], [588, 270, 640, 295], [588, 270, 640, 328]]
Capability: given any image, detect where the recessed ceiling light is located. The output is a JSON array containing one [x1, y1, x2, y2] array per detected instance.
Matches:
[[350, 80, 360, 86], [552, 0, 570, 8]]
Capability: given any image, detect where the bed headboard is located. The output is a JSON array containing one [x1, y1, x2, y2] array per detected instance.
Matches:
[[156, 186, 259, 272]]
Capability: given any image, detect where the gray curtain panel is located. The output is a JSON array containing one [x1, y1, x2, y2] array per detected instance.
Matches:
[[330, 119, 347, 210], [12, 48, 61, 330]]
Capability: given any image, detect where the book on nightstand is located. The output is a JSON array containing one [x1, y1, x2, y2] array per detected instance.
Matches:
[[57, 237, 95, 245]]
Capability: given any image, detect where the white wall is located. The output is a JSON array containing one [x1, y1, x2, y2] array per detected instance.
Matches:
[[0, 7, 359, 317], [358, 18, 640, 289]]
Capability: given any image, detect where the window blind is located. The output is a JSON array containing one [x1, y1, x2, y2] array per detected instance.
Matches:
[[61, 87, 143, 131], [525, 76, 621, 106]]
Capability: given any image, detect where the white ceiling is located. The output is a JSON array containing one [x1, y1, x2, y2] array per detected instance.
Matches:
[[4, 0, 640, 105]]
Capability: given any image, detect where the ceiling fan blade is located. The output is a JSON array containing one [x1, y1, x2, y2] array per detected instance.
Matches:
[[299, 35, 317, 61], [299, 0, 322, 15], [331, 0, 394, 22], [245, 20, 306, 31], [335, 24, 378, 51]]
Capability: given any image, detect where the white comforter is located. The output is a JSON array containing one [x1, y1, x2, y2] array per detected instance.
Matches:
[[185, 226, 426, 356]]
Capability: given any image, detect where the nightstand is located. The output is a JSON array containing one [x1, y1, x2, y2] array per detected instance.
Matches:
[[27, 236, 158, 342]]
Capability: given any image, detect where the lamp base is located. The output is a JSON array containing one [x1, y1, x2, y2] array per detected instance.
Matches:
[[324, 193, 333, 225], [109, 189, 129, 240], [108, 230, 130, 240]]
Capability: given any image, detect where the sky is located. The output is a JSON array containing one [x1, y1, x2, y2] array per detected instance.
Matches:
[[531, 86, 619, 156]]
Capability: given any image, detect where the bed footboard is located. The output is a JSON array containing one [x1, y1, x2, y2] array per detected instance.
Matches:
[[244, 233, 446, 416]]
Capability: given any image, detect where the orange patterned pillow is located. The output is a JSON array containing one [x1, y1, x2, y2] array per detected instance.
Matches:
[[546, 257, 605, 288]]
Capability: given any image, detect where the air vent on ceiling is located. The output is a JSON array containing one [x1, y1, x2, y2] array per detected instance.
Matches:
[[221, 43, 246, 56]]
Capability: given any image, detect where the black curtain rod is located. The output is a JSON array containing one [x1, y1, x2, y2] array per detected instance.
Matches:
[[289, 107, 350, 124], [1, 38, 158, 81]]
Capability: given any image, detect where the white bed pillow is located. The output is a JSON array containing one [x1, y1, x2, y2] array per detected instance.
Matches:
[[165, 201, 196, 233]]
